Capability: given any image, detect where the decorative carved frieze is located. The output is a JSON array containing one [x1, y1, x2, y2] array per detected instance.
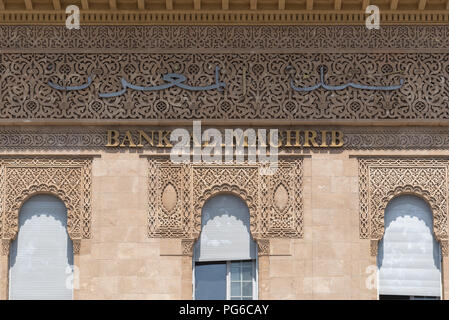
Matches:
[[147, 157, 303, 256], [1, 52, 448, 122], [358, 157, 449, 256], [0, 157, 93, 256], [1, 26, 448, 51], [1, 126, 449, 150]]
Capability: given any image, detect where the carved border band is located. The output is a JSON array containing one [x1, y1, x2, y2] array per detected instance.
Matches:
[[358, 157, 449, 257], [0, 157, 93, 255], [1, 26, 449, 51], [147, 157, 303, 256], [2, 126, 449, 150]]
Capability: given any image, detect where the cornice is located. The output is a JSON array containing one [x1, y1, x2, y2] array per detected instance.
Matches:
[[0, 10, 448, 25]]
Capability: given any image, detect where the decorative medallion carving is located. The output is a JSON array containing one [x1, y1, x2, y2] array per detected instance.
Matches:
[[358, 157, 449, 256], [147, 157, 303, 256], [0, 157, 93, 256], [161, 183, 177, 213], [274, 184, 289, 212]]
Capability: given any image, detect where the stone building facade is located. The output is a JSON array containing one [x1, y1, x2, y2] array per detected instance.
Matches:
[[1, 0, 449, 300]]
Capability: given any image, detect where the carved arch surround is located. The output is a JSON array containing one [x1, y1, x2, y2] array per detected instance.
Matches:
[[358, 157, 449, 256], [147, 158, 304, 256], [193, 184, 257, 240], [0, 157, 93, 255]]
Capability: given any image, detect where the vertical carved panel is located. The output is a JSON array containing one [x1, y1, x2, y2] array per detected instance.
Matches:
[[358, 157, 449, 256]]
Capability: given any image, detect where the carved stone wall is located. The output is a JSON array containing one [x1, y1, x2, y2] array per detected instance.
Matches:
[[147, 157, 303, 255], [1, 52, 448, 121], [0, 157, 93, 255], [358, 157, 449, 257]]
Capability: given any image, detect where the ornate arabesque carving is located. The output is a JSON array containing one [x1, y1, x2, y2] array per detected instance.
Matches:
[[2, 53, 449, 122], [358, 157, 449, 256], [1, 26, 449, 51], [147, 158, 303, 255], [0, 157, 93, 255]]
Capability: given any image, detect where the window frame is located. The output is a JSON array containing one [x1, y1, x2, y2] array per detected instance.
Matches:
[[192, 255, 259, 300]]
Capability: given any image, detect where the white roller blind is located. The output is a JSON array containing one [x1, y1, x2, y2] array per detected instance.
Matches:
[[194, 194, 256, 262], [378, 195, 441, 297], [9, 195, 74, 300]]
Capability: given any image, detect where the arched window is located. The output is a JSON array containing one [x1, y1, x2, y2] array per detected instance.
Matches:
[[378, 195, 441, 300], [193, 194, 257, 300], [9, 194, 74, 300]]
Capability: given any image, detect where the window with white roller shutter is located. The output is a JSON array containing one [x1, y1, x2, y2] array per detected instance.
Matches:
[[193, 194, 258, 300], [9, 194, 74, 300], [378, 195, 442, 300]]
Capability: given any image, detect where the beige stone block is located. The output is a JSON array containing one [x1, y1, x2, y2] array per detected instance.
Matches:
[[96, 176, 143, 194], [329, 276, 351, 292], [124, 226, 149, 242], [117, 242, 159, 259], [91, 243, 118, 260], [313, 292, 351, 300], [114, 209, 148, 227], [303, 176, 312, 194], [342, 159, 359, 177], [160, 239, 182, 256], [97, 260, 120, 277], [311, 176, 331, 194], [312, 225, 354, 242], [311, 159, 344, 177], [311, 192, 345, 209], [269, 277, 295, 295], [158, 257, 183, 277], [117, 259, 148, 277], [292, 241, 312, 260], [295, 276, 313, 295], [100, 192, 142, 211], [313, 242, 352, 260], [91, 277, 118, 296], [303, 158, 312, 177], [143, 294, 174, 299], [270, 238, 292, 256], [93, 211, 119, 227], [139, 277, 180, 295], [295, 293, 313, 300], [330, 176, 358, 193], [269, 256, 295, 277], [92, 159, 109, 177], [117, 276, 140, 294], [312, 277, 331, 294], [304, 259, 313, 277], [311, 208, 339, 226], [80, 239, 92, 255], [313, 260, 346, 277]]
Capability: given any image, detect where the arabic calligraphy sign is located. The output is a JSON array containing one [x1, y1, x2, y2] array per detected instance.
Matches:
[[48, 65, 403, 98], [1, 52, 428, 121]]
